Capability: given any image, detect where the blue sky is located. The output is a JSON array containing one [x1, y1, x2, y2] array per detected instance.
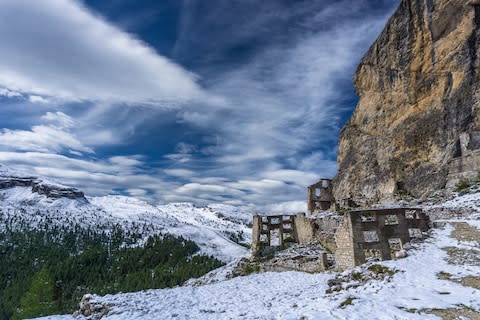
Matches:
[[0, 0, 399, 211]]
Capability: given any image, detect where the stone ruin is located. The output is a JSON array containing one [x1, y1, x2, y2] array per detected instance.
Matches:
[[251, 215, 296, 256], [251, 179, 431, 270], [307, 179, 335, 214], [334, 208, 430, 269], [447, 131, 480, 189], [251, 214, 330, 271]]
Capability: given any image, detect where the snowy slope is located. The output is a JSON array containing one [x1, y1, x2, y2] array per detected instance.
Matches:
[[91, 196, 250, 261], [36, 192, 480, 320], [0, 165, 250, 262]]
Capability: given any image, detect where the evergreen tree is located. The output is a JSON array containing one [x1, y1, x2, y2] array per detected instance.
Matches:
[[12, 268, 60, 320]]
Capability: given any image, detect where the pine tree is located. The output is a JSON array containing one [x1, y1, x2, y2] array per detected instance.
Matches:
[[12, 269, 60, 320]]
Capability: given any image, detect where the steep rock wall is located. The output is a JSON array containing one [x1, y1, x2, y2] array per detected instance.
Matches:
[[334, 0, 480, 204]]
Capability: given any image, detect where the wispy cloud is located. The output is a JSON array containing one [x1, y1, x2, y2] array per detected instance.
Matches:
[[0, 112, 93, 154], [0, 0, 398, 209], [165, 0, 397, 205], [0, 0, 212, 105]]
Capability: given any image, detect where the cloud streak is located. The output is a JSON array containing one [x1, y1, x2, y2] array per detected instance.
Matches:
[[0, 0, 211, 105], [0, 0, 399, 210]]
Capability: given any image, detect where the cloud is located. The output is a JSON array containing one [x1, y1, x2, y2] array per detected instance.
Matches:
[[0, 0, 211, 105], [0, 111, 95, 154], [126, 188, 149, 197], [164, 168, 196, 178], [109, 155, 144, 167], [165, 0, 396, 207], [41, 112, 75, 128], [0, 151, 169, 196], [260, 170, 320, 187], [0, 88, 21, 98], [0, 1, 398, 210], [262, 201, 307, 214], [28, 95, 49, 104], [0, 125, 93, 154]]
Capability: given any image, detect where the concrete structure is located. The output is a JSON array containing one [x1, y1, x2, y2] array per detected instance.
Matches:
[[334, 208, 430, 270], [307, 179, 335, 214]]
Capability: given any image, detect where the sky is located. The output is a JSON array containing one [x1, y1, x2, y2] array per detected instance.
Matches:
[[0, 0, 399, 212]]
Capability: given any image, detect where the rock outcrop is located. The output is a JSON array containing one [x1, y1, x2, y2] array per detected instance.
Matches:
[[334, 0, 480, 204], [0, 168, 86, 200]]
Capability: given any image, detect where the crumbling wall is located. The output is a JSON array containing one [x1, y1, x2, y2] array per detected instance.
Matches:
[[307, 179, 335, 214], [335, 208, 430, 270], [447, 150, 480, 188], [251, 215, 296, 257], [334, 216, 355, 269], [294, 213, 342, 253]]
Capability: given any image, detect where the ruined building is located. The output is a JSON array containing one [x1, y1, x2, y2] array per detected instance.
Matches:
[[307, 179, 335, 214], [251, 207, 429, 270], [251, 179, 430, 270], [334, 208, 430, 269]]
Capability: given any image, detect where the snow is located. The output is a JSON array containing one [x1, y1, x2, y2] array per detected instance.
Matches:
[[4, 163, 478, 319], [43, 220, 479, 320], [90, 196, 251, 262], [431, 191, 480, 213]]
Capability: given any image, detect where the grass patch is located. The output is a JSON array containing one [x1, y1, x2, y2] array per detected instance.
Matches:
[[351, 272, 363, 281], [339, 296, 356, 308], [454, 179, 472, 192], [367, 264, 396, 276], [242, 263, 260, 275], [437, 271, 452, 280]]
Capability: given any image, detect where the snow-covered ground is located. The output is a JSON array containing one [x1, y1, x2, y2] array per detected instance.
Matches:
[[33, 192, 480, 320], [5, 163, 479, 319]]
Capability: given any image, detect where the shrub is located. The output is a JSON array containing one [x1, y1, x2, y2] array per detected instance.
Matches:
[[454, 179, 471, 192], [339, 296, 356, 308], [367, 264, 396, 276], [242, 263, 260, 275]]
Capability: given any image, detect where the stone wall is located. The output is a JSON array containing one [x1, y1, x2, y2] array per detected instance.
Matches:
[[251, 215, 296, 257], [307, 179, 334, 214], [333, 216, 355, 269], [447, 150, 480, 188], [335, 208, 430, 270], [294, 213, 342, 253]]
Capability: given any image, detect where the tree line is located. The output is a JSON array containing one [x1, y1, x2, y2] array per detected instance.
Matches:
[[0, 223, 223, 320]]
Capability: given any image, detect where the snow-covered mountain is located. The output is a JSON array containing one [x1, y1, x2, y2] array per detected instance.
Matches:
[[0, 164, 250, 262]]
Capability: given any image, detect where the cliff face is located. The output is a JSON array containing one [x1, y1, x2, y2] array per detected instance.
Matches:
[[334, 0, 480, 204]]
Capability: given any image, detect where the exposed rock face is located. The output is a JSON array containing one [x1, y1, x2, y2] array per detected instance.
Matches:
[[0, 174, 86, 200], [335, 0, 480, 204]]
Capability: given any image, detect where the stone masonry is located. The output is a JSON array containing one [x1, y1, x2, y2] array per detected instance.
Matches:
[[307, 179, 335, 214], [251, 207, 430, 271], [335, 208, 430, 270]]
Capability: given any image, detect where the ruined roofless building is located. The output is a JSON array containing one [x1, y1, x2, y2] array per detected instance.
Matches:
[[250, 177, 431, 270], [334, 208, 430, 270], [251, 207, 430, 270], [307, 179, 335, 214]]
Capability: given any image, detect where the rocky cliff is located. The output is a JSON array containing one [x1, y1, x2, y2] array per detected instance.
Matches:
[[0, 165, 86, 200], [334, 0, 480, 204]]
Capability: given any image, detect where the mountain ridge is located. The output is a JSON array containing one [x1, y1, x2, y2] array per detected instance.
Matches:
[[0, 163, 250, 262]]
